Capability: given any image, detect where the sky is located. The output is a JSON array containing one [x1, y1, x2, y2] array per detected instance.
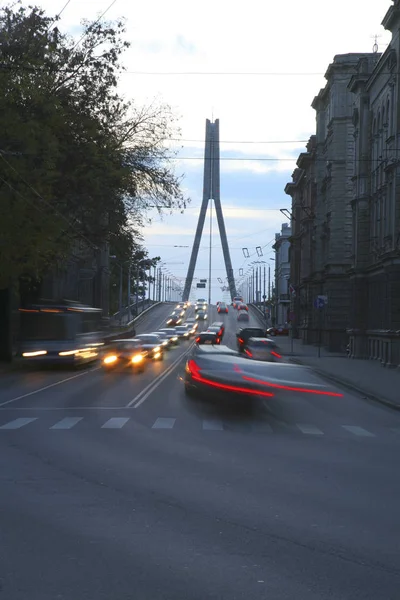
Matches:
[[18, 0, 393, 302]]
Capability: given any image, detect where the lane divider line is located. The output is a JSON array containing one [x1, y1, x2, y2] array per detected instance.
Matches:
[[127, 343, 194, 408]]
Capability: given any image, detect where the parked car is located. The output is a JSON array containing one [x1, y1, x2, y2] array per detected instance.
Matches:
[[267, 325, 289, 336]]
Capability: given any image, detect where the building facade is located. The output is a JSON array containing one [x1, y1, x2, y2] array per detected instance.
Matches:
[[273, 223, 291, 326], [347, 1, 400, 365], [284, 136, 317, 342], [285, 1, 400, 363]]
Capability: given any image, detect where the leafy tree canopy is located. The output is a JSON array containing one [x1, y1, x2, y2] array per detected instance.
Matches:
[[0, 2, 188, 288]]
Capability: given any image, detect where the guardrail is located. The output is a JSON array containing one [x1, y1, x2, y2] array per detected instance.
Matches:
[[111, 299, 158, 326]]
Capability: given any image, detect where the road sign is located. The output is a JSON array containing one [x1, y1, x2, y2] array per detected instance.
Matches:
[[318, 295, 328, 304], [262, 294, 266, 300], [196, 283, 206, 288], [200, 279, 207, 283]]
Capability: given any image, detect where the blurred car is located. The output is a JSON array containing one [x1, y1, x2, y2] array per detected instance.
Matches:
[[182, 344, 343, 402], [152, 331, 173, 349], [237, 302, 248, 311], [232, 296, 243, 309], [207, 321, 225, 340], [175, 325, 191, 340], [158, 328, 179, 345], [205, 327, 223, 343], [102, 339, 146, 372], [196, 309, 208, 321], [237, 310, 249, 322], [267, 325, 289, 336], [243, 337, 282, 362], [134, 334, 164, 360], [176, 302, 187, 310], [236, 327, 268, 353], [195, 301, 207, 312], [217, 302, 228, 314], [166, 313, 182, 326], [195, 331, 221, 345], [185, 318, 198, 334]]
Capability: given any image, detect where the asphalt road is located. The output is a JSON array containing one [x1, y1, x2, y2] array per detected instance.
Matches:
[[1, 302, 400, 600]]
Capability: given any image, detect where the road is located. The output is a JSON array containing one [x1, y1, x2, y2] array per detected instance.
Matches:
[[1, 302, 399, 600]]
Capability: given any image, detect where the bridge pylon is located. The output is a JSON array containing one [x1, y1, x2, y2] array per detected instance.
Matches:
[[182, 119, 237, 302]]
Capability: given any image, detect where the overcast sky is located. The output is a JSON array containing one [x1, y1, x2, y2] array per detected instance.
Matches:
[[20, 0, 392, 302]]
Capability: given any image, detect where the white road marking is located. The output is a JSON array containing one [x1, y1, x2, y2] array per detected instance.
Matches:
[[296, 424, 324, 435], [128, 343, 194, 408], [0, 369, 94, 408], [342, 425, 375, 437], [202, 419, 224, 431], [50, 417, 83, 430], [101, 417, 130, 429], [152, 417, 176, 429], [0, 417, 38, 429]]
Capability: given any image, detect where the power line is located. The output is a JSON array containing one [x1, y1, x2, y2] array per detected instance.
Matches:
[[69, 0, 118, 53]]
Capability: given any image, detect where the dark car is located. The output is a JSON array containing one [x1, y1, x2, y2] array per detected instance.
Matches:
[[182, 344, 342, 403], [237, 310, 249, 322], [267, 325, 289, 336], [158, 328, 180, 345], [244, 337, 282, 362], [236, 327, 268, 352], [217, 302, 228, 314], [195, 331, 221, 345], [166, 313, 182, 326], [175, 325, 191, 340], [152, 331, 174, 349], [134, 334, 164, 360], [184, 318, 198, 335], [206, 323, 225, 342], [196, 309, 208, 321], [102, 338, 146, 372]]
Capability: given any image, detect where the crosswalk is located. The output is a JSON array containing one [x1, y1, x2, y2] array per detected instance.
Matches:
[[1, 415, 399, 439]]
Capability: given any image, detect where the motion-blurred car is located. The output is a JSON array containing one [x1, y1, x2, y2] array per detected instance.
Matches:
[[196, 309, 208, 321], [152, 331, 173, 349], [236, 327, 268, 353], [237, 310, 249, 322], [232, 296, 243, 309], [217, 302, 228, 314], [134, 334, 164, 360], [237, 302, 248, 311], [243, 337, 282, 362], [158, 328, 179, 345], [207, 322, 225, 340], [267, 325, 289, 336], [176, 302, 187, 310], [195, 331, 221, 345], [185, 318, 198, 334], [102, 339, 146, 372], [166, 313, 182, 326], [175, 325, 191, 340], [195, 300, 207, 312], [182, 344, 343, 403]]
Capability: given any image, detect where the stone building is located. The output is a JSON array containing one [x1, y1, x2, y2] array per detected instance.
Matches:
[[286, 52, 379, 352], [284, 136, 317, 342], [272, 223, 291, 325], [346, 1, 400, 365]]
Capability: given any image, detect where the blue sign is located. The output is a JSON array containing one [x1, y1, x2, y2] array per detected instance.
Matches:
[[314, 296, 325, 309]]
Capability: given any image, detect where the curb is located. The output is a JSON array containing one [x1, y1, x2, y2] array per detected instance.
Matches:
[[288, 356, 400, 412]]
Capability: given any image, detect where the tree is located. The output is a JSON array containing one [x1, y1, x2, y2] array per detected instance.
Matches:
[[0, 3, 189, 359]]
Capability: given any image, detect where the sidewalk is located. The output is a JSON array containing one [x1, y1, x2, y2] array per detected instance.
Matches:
[[275, 336, 400, 410]]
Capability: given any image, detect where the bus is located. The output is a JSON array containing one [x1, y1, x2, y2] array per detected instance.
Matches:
[[17, 299, 104, 365]]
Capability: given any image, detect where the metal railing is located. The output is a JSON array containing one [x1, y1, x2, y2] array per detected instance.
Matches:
[[111, 299, 158, 326]]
